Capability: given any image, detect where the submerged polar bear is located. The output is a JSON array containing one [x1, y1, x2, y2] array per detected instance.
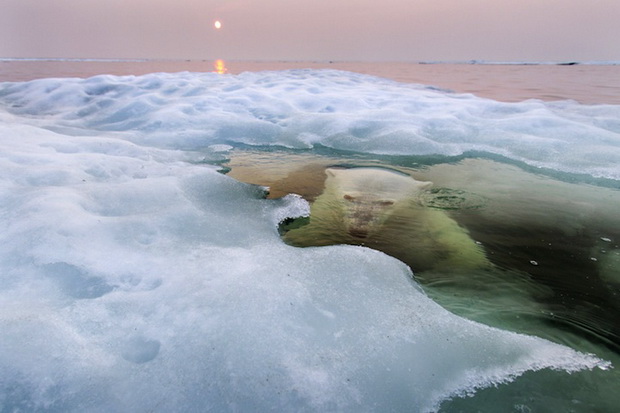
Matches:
[[283, 167, 490, 272]]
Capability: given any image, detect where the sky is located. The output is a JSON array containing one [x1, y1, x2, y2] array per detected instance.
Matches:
[[2, 0, 619, 62]]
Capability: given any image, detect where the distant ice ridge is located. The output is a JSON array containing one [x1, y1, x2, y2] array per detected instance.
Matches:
[[0, 70, 613, 411], [1, 69, 619, 181], [420, 60, 620, 65]]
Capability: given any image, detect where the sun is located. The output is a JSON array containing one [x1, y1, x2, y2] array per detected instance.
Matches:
[[214, 20, 222, 30]]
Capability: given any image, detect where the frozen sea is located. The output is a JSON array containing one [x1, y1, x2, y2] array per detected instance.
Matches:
[[0, 60, 619, 412]]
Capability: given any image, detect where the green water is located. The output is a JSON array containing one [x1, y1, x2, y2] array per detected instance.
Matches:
[[226, 148, 620, 412]]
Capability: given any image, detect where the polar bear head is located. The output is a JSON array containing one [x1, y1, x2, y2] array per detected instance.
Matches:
[[325, 167, 432, 238]]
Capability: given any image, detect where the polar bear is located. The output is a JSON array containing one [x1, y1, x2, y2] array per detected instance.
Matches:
[[283, 167, 490, 273]]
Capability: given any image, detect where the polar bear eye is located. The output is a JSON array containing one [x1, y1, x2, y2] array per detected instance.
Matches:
[[379, 200, 394, 206], [343, 194, 356, 201]]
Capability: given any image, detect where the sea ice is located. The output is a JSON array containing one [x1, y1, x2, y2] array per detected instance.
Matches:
[[1, 69, 619, 179], [0, 70, 614, 412]]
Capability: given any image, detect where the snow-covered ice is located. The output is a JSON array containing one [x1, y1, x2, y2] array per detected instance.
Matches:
[[2, 69, 619, 179], [0, 70, 615, 412]]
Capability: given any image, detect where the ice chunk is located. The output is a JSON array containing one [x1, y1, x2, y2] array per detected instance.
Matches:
[[0, 123, 609, 412]]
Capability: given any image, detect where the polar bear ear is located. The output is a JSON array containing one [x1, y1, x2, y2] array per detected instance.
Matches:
[[418, 181, 433, 190], [325, 168, 338, 178]]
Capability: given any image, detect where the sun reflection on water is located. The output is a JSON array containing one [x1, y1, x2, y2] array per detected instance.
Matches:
[[214, 59, 227, 74]]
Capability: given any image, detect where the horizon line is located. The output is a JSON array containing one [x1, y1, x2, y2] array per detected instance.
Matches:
[[2, 57, 620, 66]]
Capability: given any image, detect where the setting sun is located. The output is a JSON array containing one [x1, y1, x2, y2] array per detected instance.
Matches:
[[214, 20, 222, 29]]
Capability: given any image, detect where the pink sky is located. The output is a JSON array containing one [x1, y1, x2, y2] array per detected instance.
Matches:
[[2, 0, 619, 61]]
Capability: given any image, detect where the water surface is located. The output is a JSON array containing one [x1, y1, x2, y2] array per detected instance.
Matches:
[[226, 147, 620, 411]]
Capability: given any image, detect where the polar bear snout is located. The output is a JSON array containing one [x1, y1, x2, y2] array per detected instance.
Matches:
[[343, 194, 395, 238]]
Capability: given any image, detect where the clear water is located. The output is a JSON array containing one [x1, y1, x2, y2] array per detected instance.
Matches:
[[227, 148, 620, 411]]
